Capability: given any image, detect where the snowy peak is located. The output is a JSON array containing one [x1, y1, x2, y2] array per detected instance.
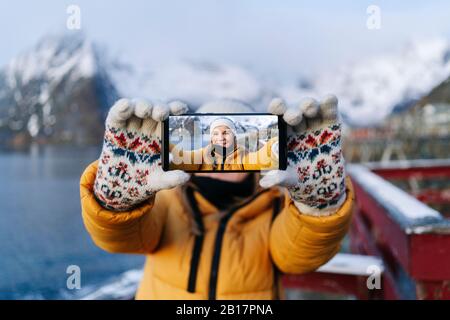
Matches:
[[1, 32, 449, 147], [279, 37, 450, 126], [0, 32, 118, 147], [4, 32, 97, 88], [326, 37, 450, 125], [111, 60, 265, 108]]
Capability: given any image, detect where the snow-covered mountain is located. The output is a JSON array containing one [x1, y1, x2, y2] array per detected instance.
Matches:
[[0, 33, 271, 147], [110, 60, 266, 108], [105, 37, 450, 125], [278, 38, 450, 125], [1, 33, 449, 147], [0, 33, 118, 147]]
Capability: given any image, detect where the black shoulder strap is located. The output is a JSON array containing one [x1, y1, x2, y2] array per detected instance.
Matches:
[[271, 195, 283, 299], [186, 186, 205, 293]]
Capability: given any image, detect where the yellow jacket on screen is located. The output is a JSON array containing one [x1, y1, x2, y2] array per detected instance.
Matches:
[[80, 161, 354, 300], [169, 137, 279, 171]]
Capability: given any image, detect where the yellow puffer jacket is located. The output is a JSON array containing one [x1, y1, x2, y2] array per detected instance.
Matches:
[[169, 137, 279, 171], [80, 161, 354, 300]]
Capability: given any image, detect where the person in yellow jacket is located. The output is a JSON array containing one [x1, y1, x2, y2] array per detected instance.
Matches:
[[169, 115, 279, 171], [80, 97, 354, 300]]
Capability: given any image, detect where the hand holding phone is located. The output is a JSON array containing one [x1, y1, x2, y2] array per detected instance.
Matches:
[[260, 95, 347, 214], [93, 99, 191, 211]]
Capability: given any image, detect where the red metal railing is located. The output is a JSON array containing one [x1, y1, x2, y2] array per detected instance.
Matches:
[[282, 159, 450, 300]]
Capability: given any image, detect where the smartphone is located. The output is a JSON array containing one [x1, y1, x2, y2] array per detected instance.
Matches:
[[162, 113, 287, 172]]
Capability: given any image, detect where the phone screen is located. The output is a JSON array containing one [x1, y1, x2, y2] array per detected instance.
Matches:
[[162, 113, 286, 172]]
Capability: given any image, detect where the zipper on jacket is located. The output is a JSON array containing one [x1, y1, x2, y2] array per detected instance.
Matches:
[[220, 154, 225, 171], [208, 188, 271, 300]]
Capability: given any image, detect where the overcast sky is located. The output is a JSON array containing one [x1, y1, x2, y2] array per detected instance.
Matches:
[[2, 0, 450, 79]]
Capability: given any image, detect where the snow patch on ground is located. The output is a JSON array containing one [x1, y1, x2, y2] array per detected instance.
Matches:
[[79, 269, 143, 300]]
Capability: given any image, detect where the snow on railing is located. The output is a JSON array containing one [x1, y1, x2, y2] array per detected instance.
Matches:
[[363, 158, 450, 170], [347, 164, 450, 235], [316, 253, 384, 276], [284, 162, 450, 299], [348, 162, 450, 299]]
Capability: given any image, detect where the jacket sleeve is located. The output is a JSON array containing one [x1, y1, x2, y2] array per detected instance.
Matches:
[[243, 136, 279, 170], [80, 161, 168, 254], [169, 142, 203, 171], [269, 177, 354, 274]]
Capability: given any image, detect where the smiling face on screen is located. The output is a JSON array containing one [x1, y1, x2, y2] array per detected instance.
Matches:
[[211, 125, 234, 148]]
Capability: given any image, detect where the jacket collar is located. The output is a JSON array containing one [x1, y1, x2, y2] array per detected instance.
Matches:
[[202, 144, 246, 165], [192, 183, 281, 220]]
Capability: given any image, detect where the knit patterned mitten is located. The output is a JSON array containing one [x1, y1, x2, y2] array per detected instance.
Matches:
[[260, 95, 346, 216], [94, 98, 190, 211]]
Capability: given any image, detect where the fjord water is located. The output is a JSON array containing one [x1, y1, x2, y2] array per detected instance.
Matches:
[[0, 145, 144, 299]]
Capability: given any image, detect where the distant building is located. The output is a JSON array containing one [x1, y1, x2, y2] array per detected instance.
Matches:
[[344, 76, 450, 163]]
